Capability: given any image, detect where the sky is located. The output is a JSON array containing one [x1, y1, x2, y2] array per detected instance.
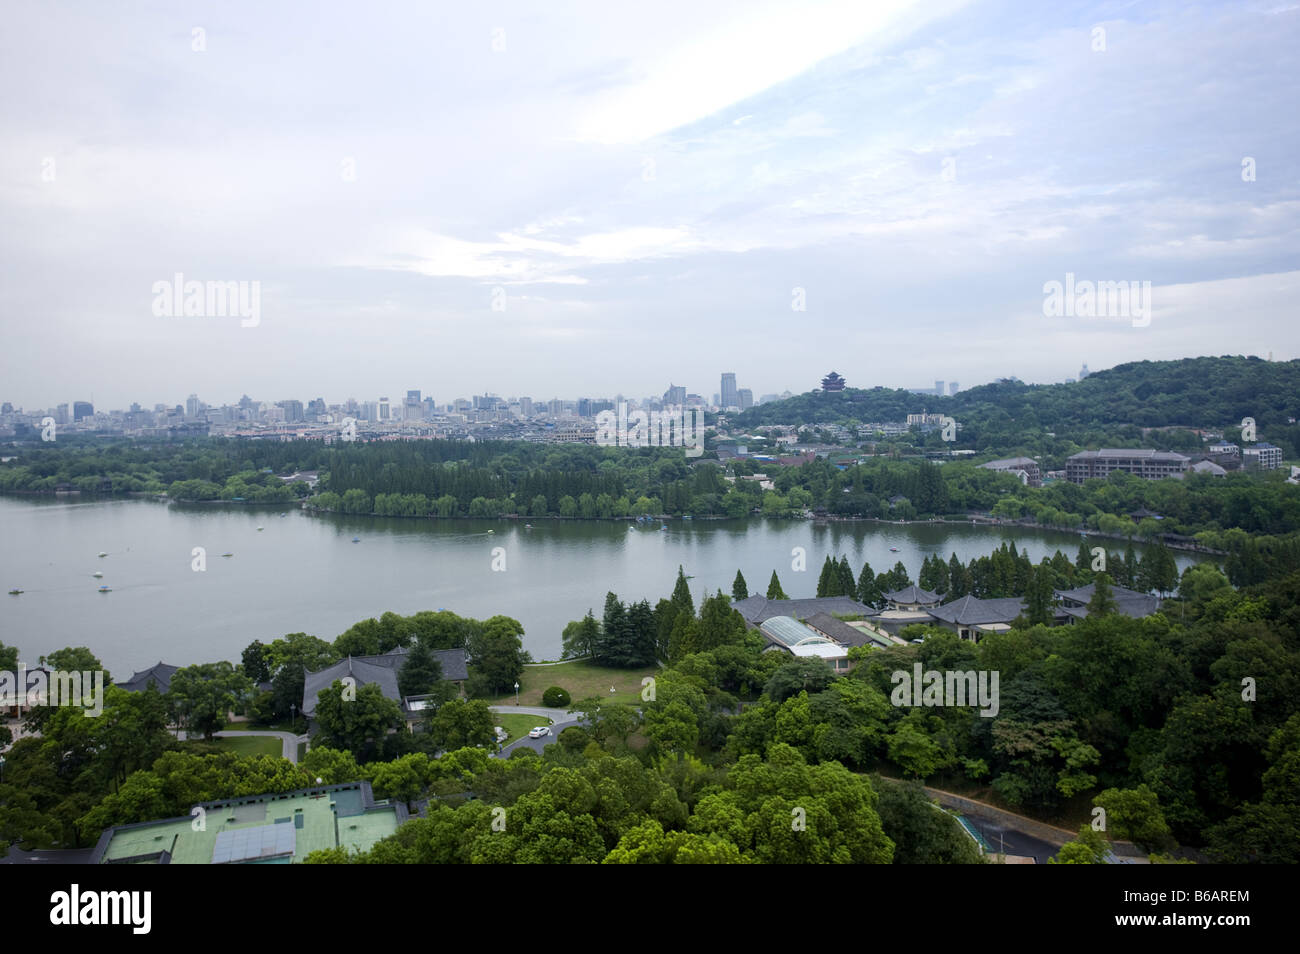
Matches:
[[1, 0, 1298, 410]]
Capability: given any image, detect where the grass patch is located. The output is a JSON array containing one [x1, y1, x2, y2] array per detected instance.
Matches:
[[494, 712, 553, 745], [487, 659, 657, 707], [210, 735, 283, 758]]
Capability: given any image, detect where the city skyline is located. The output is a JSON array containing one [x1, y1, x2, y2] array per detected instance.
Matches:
[[7, 356, 1147, 414]]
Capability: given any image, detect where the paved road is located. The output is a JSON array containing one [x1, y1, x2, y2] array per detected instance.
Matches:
[[489, 705, 577, 721], [179, 729, 306, 763], [957, 813, 1061, 863]]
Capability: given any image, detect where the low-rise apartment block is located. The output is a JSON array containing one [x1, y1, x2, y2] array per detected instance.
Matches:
[[1065, 449, 1190, 483]]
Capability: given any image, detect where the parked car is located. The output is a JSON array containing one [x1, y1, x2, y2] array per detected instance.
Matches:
[[527, 726, 551, 739]]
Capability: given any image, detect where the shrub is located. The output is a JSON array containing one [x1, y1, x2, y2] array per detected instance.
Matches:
[[542, 686, 571, 708]]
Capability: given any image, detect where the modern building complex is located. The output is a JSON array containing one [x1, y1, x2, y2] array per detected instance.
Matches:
[[979, 457, 1043, 487], [1242, 442, 1283, 470], [90, 781, 405, 864], [1065, 449, 1190, 483], [720, 373, 738, 410]]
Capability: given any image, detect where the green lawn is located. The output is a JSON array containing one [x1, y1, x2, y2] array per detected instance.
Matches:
[[488, 659, 658, 707], [494, 712, 553, 746], [210, 735, 284, 758]]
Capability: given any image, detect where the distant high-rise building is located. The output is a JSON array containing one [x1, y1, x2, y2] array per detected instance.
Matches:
[[820, 372, 846, 392], [73, 401, 94, 421], [378, 397, 390, 421], [277, 399, 304, 422], [405, 390, 422, 418], [520, 397, 533, 417], [578, 398, 593, 417], [712, 393, 720, 406], [1079, 363, 1090, 379], [1, 402, 12, 414], [664, 383, 686, 406], [738, 388, 753, 410], [935, 380, 944, 396], [56, 403, 69, 425], [720, 373, 738, 409], [949, 382, 960, 395], [186, 394, 201, 419]]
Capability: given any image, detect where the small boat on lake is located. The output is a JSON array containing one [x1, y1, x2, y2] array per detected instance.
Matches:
[[92, 571, 103, 578], [256, 526, 264, 531], [221, 552, 233, 558], [525, 524, 533, 529], [351, 537, 360, 543], [7, 589, 22, 596], [97, 551, 108, 557], [98, 585, 111, 593], [889, 546, 899, 552]]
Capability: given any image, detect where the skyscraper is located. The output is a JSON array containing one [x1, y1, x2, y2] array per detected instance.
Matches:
[[949, 382, 960, 395], [73, 401, 93, 421], [738, 388, 753, 410], [935, 380, 944, 396], [720, 373, 738, 409], [663, 383, 686, 406]]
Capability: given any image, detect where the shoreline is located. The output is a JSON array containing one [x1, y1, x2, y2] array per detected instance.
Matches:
[[0, 491, 1230, 555]]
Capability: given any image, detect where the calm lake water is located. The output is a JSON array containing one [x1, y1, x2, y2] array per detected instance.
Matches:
[[0, 496, 1212, 678]]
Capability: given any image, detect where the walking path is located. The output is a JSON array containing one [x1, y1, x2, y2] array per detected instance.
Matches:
[[179, 729, 306, 763]]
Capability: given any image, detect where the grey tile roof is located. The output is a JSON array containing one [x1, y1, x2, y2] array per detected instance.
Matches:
[[1054, 583, 1161, 619], [115, 662, 179, 694], [731, 595, 873, 625], [302, 657, 401, 718], [928, 595, 1027, 626], [883, 585, 942, 605], [301, 648, 469, 717]]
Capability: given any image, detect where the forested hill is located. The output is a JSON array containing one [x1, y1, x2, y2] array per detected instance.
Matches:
[[733, 356, 1300, 433]]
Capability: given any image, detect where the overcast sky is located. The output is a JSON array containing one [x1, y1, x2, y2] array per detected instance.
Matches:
[[2, 0, 1297, 410]]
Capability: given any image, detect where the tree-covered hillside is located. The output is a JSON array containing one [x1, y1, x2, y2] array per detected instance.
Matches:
[[734, 356, 1300, 455]]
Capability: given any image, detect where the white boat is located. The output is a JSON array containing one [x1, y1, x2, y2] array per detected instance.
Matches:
[[256, 526, 264, 531], [97, 551, 108, 557], [92, 571, 103, 578]]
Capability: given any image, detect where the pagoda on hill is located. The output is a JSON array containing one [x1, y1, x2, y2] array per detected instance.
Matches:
[[821, 371, 846, 392]]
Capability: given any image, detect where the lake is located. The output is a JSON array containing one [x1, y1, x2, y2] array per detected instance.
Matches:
[[0, 496, 1212, 678]]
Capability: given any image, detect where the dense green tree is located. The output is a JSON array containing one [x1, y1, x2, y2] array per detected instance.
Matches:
[[241, 640, 270, 684], [731, 570, 748, 602], [313, 681, 405, 756], [397, 641, 444, 698], [167, 662, 253, 741], [766, 570, 789, 600], [1086, 573, 1118, 617], [874, 779, 985, 864], [427, 699, 495, 753]]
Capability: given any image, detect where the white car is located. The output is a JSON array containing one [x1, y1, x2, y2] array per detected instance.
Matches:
[[527, 726, 551, 739]]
